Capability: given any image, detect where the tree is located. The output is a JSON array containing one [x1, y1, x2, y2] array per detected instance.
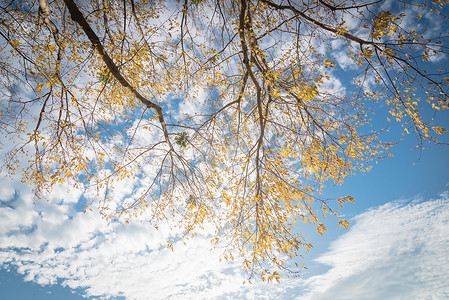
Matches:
[[1, 0, 448, 281]]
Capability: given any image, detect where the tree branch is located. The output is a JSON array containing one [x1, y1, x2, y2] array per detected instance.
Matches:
[[318, 0, 384, 11], [38, 0, 63, 69], [62, 0, 173, 147], [260, 0, 374, 45]]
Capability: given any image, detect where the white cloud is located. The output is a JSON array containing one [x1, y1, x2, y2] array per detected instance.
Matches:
[[300, 193, 449, 300], [1, 130, 448, 299], [0, 175, 294, 299]]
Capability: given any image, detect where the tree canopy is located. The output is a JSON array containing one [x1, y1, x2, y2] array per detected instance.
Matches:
[[1, 0, 448, 281]]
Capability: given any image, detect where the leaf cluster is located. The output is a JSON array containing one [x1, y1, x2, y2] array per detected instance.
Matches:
[[0, 0, 448, 281]]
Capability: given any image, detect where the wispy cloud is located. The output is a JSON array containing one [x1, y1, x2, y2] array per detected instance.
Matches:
[[1, 149, 448, 299], [300, 194, 449, 300], [0, 175, 293, 299]]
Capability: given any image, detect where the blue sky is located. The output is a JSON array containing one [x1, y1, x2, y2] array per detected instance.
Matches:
[[1, 1, 449, 299], [1, 129, 448, 299]]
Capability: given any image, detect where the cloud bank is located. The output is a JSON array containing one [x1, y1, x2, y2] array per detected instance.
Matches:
[[0, 172, 291, 299], [301, 193, 449, 300], [1, 166, 448, 299]]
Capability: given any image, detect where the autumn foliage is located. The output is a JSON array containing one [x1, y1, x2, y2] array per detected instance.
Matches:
[[1, 0, 448, 280]]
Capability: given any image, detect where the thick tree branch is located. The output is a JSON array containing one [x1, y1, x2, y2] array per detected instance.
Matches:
[[101, 0, 115, 43], [38, 0, 59, 37], [62, 0, 172, 147], [318, 0, 384, 11], [260, 0, 374, 45], [38, 0, 62, 68], [239, 1, 266, 252]]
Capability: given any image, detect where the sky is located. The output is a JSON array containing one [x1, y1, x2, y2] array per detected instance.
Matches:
[[1, 1, 449, 300], [1, 137, 449, 300]]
